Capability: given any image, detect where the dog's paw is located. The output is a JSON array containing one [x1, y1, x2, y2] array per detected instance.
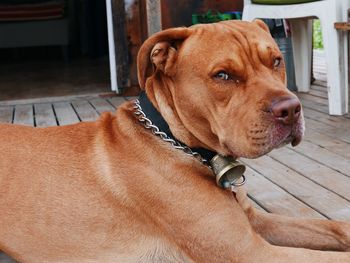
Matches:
[[337, 222, 350, 252]]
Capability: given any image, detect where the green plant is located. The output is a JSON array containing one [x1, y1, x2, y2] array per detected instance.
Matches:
[[313, 19, 323, 50]]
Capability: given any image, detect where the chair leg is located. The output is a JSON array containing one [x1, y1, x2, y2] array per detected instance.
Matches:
[[242, 5, 256, 21], [289, 19, 313, 93], [320, 19, 349, 115]]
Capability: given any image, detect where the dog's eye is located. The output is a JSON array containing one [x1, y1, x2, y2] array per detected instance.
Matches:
[[274, 58, 281, 68], [215, 71, 230, 80]]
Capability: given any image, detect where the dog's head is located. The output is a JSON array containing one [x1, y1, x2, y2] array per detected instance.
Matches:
[[137, 20, 304, 159]]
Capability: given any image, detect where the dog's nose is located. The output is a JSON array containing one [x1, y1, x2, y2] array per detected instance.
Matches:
[[271, 98, 301, 125]]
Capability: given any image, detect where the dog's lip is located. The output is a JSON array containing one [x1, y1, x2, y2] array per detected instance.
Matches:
[[271, 121, 304, 149], [220, 117, 304, 158], [291, 132, 302, 147]]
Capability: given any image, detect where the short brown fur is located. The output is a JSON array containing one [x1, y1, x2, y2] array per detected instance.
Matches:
[[1, 20, 350, 262]]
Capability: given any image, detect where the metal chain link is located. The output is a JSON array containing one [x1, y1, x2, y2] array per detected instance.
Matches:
[[133, 99, 210, 166]]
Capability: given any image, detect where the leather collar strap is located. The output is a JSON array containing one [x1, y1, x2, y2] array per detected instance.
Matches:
[[138, 91, 217, 162]]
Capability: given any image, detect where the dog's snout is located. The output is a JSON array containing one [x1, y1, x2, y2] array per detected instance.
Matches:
[[271, 98, 301, 125]]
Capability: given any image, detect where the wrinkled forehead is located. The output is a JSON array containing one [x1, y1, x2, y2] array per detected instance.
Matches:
[[179, 21, 280, 68]]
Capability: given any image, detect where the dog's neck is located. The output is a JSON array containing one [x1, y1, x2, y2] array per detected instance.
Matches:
[[138, 91, 217, 163], [137, 91, 247, 189]]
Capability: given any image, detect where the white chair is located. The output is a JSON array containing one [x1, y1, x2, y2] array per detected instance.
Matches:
[[243, 0, 350, 115]]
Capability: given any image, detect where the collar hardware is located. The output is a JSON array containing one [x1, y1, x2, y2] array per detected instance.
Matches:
[[210, 154, 246, 189]]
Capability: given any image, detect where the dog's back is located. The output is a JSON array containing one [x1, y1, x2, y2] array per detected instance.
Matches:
[[0, 107, 128, 261]]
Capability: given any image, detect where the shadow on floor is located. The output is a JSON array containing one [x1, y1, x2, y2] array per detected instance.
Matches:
[[0, 57, 111, 102]]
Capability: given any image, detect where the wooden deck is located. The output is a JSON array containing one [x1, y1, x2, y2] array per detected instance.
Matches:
[[1, 54, 350, 262], [0, 95, 129, 127]]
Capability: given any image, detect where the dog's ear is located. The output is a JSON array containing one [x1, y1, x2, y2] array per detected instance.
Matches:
[[137, 27, 190, 89], [253, 19, 270, 33]]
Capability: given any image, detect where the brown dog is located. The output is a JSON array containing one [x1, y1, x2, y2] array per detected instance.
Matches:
[[1, 20, 350, 262]]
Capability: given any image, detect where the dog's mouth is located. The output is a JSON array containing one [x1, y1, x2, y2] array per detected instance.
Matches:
[[270, 119, 305, 149], [234, 117, 305, 159], [275, 131, 301, 149]]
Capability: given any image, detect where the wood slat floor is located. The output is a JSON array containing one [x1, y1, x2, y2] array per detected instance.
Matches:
[[1, 53, 350, 262]]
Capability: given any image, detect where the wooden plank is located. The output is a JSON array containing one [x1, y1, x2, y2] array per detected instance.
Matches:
[[287, 141, 350, 178], [300, 98, 330, 114], [243, 155, 350, 220], [71, 100, 99, 122], [303, 106, 344, 124], [299, 99, 328, 114], [311, 80, 326, 88], [0, 94, 101, 106], [298, 93, 328, 105], [243, 167, 325, 219], [303, 107, 350, 129], [335, 22, 350, 31], [299, 95, 329, 107], [13, 104, 34, 126], [313, 67, 327, 74], [303, 130, 350, 159], [305, 117, 350, 143], [0, 106, 14, 123], [313, 72, 327, 82], [310, 85, 327, 93], [313, 60, 326, 66], [34, 103, 57, 127], [269, 147, 350, 200], [89, 98, 116, 114], [53, 102, 80, 126], [302, 97, 350, 119], [108, 96, 126, 108], [308, 89, 327, 99], [146, 0, 162, 36]]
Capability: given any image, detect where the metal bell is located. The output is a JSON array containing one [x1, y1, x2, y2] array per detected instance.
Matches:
[[210, 154, 246, 189]]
